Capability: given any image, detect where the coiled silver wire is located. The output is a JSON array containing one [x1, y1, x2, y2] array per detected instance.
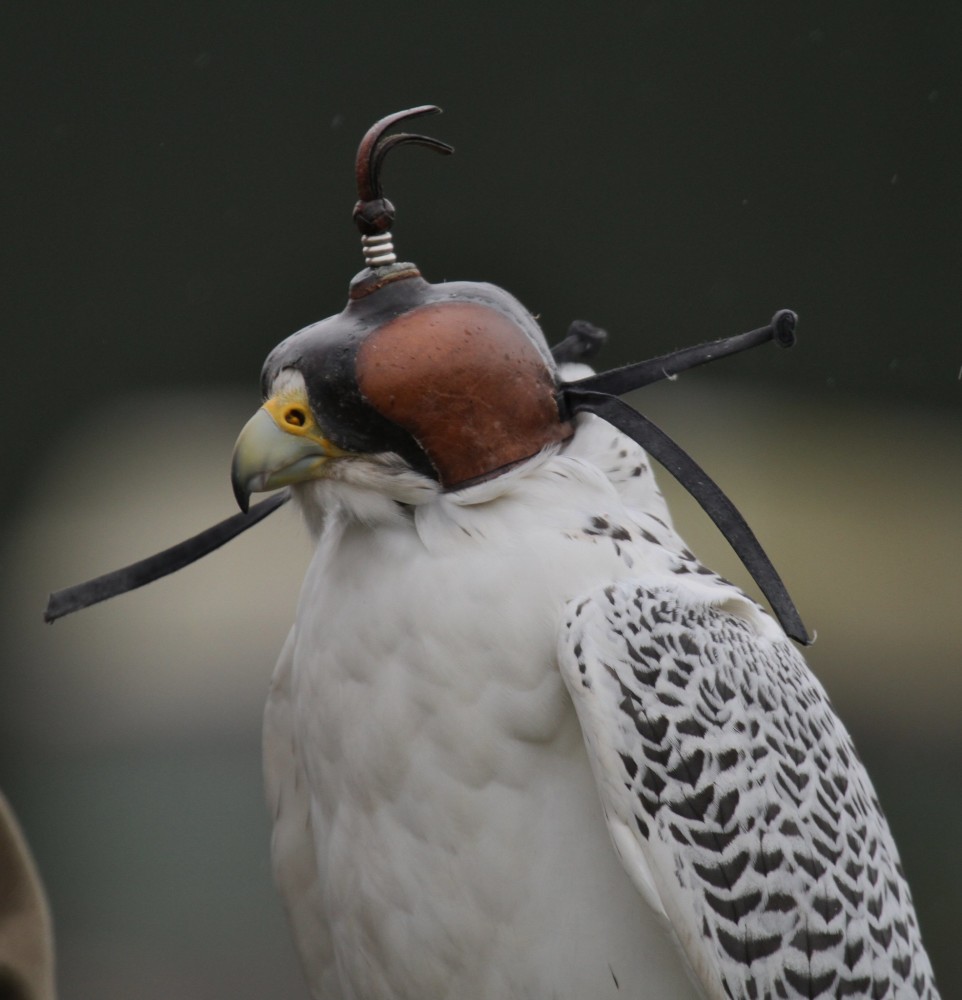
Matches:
[[361, 232, 397, 267]]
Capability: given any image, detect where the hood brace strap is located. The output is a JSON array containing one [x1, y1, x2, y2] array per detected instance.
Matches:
[[44, 490, 290, 623], [45, 309, 809, 644], [558, 308, 810, 645]]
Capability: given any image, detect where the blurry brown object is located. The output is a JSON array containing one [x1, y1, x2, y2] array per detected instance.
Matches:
[[0, 791, 55, 1000]]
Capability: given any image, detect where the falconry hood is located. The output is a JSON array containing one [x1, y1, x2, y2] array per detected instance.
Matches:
[[45, 105, 811, 646], [252, 108, 571, 492]]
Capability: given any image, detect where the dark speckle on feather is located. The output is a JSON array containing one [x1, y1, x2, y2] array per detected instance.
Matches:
[[560, 583, 939, 999]]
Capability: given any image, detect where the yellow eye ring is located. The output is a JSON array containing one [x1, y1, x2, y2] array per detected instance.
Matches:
[[264, 396, 316, 437], [262, 394, 350, 458]]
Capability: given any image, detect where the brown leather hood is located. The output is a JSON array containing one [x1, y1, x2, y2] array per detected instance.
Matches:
[[356, 300, 572, 488]]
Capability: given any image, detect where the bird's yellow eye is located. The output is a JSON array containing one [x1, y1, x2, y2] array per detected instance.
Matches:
[[284, 407, 307, 428]]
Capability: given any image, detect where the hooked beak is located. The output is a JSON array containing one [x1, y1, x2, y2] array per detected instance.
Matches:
[[230, 391, 347, 512]]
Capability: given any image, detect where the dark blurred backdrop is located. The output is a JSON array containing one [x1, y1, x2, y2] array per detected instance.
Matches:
[[1, 3, 959, 997]]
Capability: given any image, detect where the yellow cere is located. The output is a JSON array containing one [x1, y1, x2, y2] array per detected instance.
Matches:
[[263, 392, 349, 456]]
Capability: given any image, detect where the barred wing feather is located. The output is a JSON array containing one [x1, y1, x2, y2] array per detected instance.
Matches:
[[558, 581, 939, 1000]]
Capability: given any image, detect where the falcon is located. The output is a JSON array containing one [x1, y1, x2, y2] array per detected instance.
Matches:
[[48, 108, 940, 999]]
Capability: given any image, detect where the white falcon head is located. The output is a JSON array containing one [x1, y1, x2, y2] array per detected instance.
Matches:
[[229, 266, 573, 515]]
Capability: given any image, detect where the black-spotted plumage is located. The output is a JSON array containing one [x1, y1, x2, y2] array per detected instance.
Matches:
[[238, 111, 941, 998], [560, 573, 939, 999], [43, 106, 942, 999]]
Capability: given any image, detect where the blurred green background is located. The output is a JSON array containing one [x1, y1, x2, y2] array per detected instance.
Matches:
[[1, 2, 959, 996]]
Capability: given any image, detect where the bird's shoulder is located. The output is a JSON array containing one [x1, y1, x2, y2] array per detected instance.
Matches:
[[557, 578, 940, 1000]]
